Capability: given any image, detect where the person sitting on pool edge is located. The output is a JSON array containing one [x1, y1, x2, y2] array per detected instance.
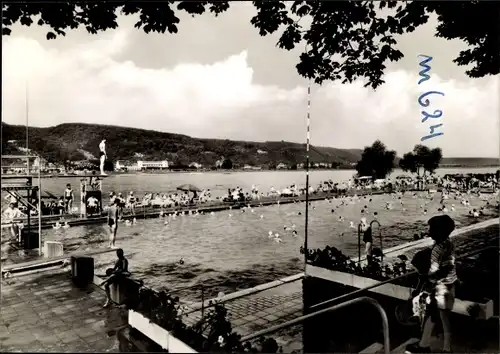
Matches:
[[100, 248, 130, 308], [406, 214, 456, 354]]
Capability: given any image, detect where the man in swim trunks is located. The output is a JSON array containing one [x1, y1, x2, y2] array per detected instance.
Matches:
[[100, 248, 130, 308], [80, 180, 87, 217], [359, 217, 373, 260], [87, 195, 99, 216], [107, 197, 120, 248], [126, 191, 137, 215], [64, 183, 74, 214], [2, 202, 25, 240], [99, 139, 107, 176]]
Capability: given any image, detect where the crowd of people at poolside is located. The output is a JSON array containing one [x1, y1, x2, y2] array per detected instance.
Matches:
[[2, 171, 498, 222]]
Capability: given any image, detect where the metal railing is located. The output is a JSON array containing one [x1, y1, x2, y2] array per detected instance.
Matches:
[[240, 296, 390, 354], [2, 155, 42, 255]]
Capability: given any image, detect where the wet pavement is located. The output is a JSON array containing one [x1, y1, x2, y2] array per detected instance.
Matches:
[[0, 270, 127, 352]]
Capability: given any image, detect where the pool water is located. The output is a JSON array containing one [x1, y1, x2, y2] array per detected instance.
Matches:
[[25, 191, 500, 300]]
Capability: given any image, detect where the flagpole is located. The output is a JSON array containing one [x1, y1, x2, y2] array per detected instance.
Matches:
[[26, 82, 30, 175], [304, 78, 311, 269]]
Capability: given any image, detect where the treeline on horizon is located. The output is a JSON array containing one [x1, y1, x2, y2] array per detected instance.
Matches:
[[1, 122, 498, 171]]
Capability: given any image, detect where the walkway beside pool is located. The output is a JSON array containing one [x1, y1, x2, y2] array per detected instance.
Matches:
[[0, 270, 127, 352], [180, 218, 498, 351], [183, 276, 304, 351]]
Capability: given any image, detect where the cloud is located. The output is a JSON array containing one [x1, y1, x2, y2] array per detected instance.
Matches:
[[2, 30, 498, 157]]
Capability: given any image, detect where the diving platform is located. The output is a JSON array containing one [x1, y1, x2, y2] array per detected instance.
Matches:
[[1, 174, 109, 179], [1, 247, 118, 275], [1, 185, 39, 191], [1, 175, 35, 180]]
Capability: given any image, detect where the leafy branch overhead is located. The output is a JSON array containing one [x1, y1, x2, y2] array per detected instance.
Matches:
[[2, 1, 499, 89]]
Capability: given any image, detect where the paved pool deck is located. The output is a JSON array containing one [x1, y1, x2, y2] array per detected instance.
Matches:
[[183, 278, 304, 351], [0, 270, 127, 352]]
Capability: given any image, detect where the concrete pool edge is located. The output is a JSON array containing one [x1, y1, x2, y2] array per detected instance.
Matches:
[[358, 217, 499, 266], [305, 264, 494, 319]]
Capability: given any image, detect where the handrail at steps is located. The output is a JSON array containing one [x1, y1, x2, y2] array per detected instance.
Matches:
[[240, 296, 390, 354]]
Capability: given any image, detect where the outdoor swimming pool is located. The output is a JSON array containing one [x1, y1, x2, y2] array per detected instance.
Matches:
[[27, 190, 498, 301]]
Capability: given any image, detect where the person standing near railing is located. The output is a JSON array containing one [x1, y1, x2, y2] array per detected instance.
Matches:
[[64, 183, 74, 214], [108, 197, 120, 248], [360, 217, 373, 261], [406, 214, 456, 354], [127, 191, 137, 216]]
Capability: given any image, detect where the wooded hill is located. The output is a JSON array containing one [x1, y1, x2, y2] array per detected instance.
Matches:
[[1, 122, 362, 168], [1, 123, 497, 169]]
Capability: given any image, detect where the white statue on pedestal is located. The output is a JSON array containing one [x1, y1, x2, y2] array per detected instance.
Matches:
[[99, 139, 107, 176]]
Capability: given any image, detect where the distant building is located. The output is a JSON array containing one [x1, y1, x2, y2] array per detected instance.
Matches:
[[115, 160, 128, 171], [137, 160, 169, 170], [115, 160, 148, 171], [243, 165, 262, 170], [189, 162, 203, 169]]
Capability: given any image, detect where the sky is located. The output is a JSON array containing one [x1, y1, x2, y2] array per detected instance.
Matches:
[[2, 3, 499, 157]]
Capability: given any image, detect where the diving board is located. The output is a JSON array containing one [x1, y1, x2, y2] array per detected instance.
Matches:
[[1, 175, 35, 180], [1, 248, 117, 274], [1, 185, 39, 191], [1, 155, 40, 159]]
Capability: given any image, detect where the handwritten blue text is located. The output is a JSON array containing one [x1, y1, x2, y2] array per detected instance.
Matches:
[[417, 55, 444, 142]]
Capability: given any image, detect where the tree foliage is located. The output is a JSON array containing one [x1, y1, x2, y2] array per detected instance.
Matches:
[[221, 158, 233, 170], [356, 140, 396, 179], [399, 144, 443, 176], [2, 1, 498, 89]]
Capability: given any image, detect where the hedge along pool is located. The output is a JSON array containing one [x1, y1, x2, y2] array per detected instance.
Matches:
[[417, 54, 445, 142]]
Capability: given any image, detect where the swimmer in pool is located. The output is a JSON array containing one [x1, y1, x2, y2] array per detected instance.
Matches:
[[107, 198, 119, 248]]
